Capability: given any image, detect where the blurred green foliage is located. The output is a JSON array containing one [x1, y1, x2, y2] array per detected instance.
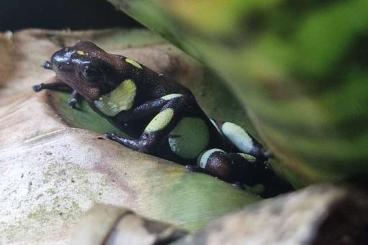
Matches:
[[109, 0, 368, 185]]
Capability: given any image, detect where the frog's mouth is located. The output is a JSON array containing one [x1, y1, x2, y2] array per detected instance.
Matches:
[[43, 59, 73, 73], [63, 77, 101, 102], [42, 60, 101, 101]]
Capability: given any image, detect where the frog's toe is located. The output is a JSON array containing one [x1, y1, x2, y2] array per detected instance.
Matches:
[[104, 132, 117, 140], [67, 98, 78, 108], [42, 61, 52, 70], [32, 84, 43, 92]]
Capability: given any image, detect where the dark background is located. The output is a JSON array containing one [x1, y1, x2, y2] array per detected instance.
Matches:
[[0, 0, 140, 31]]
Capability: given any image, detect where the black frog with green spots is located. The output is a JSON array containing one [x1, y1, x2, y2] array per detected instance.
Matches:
[[33, 41, 292, 197]]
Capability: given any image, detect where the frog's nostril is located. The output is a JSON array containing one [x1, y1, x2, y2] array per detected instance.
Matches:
[[51, 48, 72, 68], [51, 55, 66, 70], [42, 61, 52, 70]]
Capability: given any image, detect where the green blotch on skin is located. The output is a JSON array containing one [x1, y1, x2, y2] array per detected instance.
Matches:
[[125, 58, 143, 69], [168, 117, 209, 159], [94, 79, 137, 116], [145, 108, 174, 133]]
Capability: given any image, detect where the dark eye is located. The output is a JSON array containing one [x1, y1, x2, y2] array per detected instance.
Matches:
[[82, 65, 101, 82]]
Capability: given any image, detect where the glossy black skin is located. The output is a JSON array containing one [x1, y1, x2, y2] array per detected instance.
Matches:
[[33, 41, 293, 197]]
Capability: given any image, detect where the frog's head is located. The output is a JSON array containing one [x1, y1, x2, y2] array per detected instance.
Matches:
[[48, 41, 122, 101]]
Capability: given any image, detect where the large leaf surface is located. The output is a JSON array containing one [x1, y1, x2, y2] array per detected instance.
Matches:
[[0, 29, 258, 244]]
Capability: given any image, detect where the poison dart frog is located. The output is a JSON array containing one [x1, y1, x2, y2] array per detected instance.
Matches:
[[33, 41, 292, 197]]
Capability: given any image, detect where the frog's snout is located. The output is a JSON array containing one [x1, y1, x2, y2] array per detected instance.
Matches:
[[50, 48, 73, 72]]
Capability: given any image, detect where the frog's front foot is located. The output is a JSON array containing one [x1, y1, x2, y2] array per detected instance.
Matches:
[[104, 132, 117, 140], [67, 90, 80, 109], [104, 132, 124, 144], [104, 132, 134, 148], [67, 97, 78, 108], [32, 83, 44, 92]]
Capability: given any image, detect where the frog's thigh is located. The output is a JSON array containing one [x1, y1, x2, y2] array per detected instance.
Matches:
[[197, 148, 225, 169], [168, 117, 209, 159], [221, 122, 254, 154], [196, 148, 234, 180]]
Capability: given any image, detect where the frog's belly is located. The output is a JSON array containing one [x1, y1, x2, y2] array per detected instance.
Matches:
[[168, 117, 209, 159]]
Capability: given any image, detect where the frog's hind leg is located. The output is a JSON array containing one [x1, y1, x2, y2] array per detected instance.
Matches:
[[196, 148, 258, 183], [203, 120, 293, 196], [210, 119, 269, 161], [196, 148, 293, 197]]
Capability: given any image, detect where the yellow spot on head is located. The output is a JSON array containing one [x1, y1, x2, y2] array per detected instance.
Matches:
[[125, 58, 143, 69], [145, 108, 174, 133], [77, 50, 85, 55]]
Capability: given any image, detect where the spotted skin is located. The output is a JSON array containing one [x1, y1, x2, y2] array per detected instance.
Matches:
[[33, 41, 293, 197]]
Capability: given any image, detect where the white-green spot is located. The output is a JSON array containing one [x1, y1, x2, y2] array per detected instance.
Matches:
[[145, 108, 174, 133], [197, 148, 224, 169], [76, 50, 85, 55], [222, 122, 254, 154], [161, 94, 183, 101], [237, 153, 257, 163], [94, 79, 136, 116], [168, 117, 209, 159], [125, 58, 143, 69]]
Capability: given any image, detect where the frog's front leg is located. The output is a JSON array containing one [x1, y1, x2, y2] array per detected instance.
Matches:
[[114, 96, 169, 123], [33, 76, 81, 109], [106, 95, 187, 153], [32, 76, 71, 92]]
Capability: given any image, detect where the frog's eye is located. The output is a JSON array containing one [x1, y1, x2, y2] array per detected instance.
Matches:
[[81, 65, 101, 82]]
